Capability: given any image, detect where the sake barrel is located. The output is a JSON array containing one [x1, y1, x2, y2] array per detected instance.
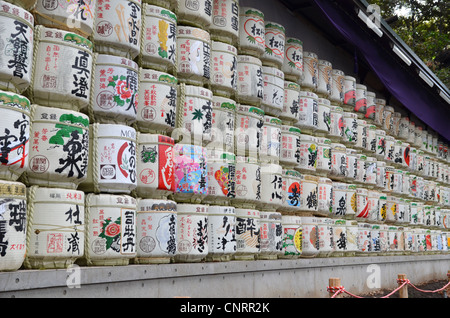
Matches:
[[140, 4, 177, 73], [143, 0, 177, 13], [234, 208, 260, 260], [90, 54, 139, 125], [33, 0, 95, 37], [331, 182, 355, 219], [316, 98, 331, 136], [204, 149, 236, 205], [316, 137, 332, 177], [4, 0, 36, 10], [375, 129, 386, 160], [0, 90, 31, 181], [261, 66, 284, 117], [175, 204, 208, 262], [177, 0, 212, 29], [354, 84, 367, 118], [399, 116, 410, 141], [329, 105, 344, 142], [26, 105, 89, 189], [236, 55, 263, 106], [365, 91, 376, 122], [330, 69, 344, 105], [172, 143, 208, 203], [355, 187, 369, 221], [317, 177, 333, 217], [301, 51, 318, 92], [282, 37, 303, 82], [279, 169, 302, 213], [376, 160, 386, 190], [318, 218, 335, 256], [210, 41, 238, 97], [260, 115, 281, 164], [355, 119, 368, 151], [414, 125, 423, 148], [397, 198, 410, 224], [342, 111, 358, 147], [370, 224, 381, 254], [407, 120, 416, 145], [207, 205, 236, 262], [377, 225, 389, 254], [134, 198, 177, 264], [384, 165, 396, 193], [297, 90, 318, 134], [93, 0, 141, 59], [176, 26, 211, 86], [382, 105, 394, 132], [280, 81, 300, 124], [210, 0, 239, 45], [298, 174, 319, 214], [232, 156, 260, 208], [234, 104, 264, 158], [31, 26, 93, 111], [365, 156, 377, 187], [0, 2, 34, 94], [176, 84, 213, 145], [355, 153, 367, 184], [136, 134, 175, 199], [384, 135, 395, 164], [300, 216, 320, 257], [367, 190, 381, 223], [136, 68, 177, 133], [280, 215, 302, 259], [25, 186, 84, 269], [403, 226, 414, 253], [329, 143, 347, 180], [258, 163, 283, 211], [357, 223, 372, 255], [0, 180, 26, 271], [258, 211, 282, 259], [387, 226, 399, 253], [407, 147, 417, 172], [345, 148, 357, 182], [261, 21, 285, 69], [280, 125, 301, 168], [331, 219, 347, 256], [80, 124, 136, 194], [392, 139, 404, 168], [297, 133, 317, 174], [207, 96, 235, 153], [385, 195, 399, 224], [343, 76, 356, 111], [402, 142, 411, 169], [345, 220, 358, 256], [238, 7, 265, 58], [373, 98, 385, 128], [317, 59, 332, 98]]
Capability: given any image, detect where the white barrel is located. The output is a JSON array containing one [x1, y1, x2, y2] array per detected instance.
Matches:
[[176, 84, 213, 145], [403, 227, 414, 253], [316, 137, 332, 177], [0, 180, 26, 271], [297, 134, 317, 174], [175, 204, 208, 262], [298, 174, 319, 214], [331, 219, 347, 256], [329, 105, 344, 142], [384, 166, 396, 193], [172, 143, 207, 203], [261, 21, 285, 69], [342, 111, 358, 146], [370, 224, 381, 254], [318, 218, 334, 256], [375, 129, 386, 160], [301, 51, 318, 92], [258, 163, 283, 210], [297, 91, 318, 134], [365, 91, 376, 122], [0, 2, 34, 94], [345, 148, 357, 182], [280, 81, 300, 124], [392, 139, 404, 167], [355, 153, 367, 184], [345, 220, 358, 256], [408, 147, 417, 172], [280, 125, 301, 168], [26, 105, 89, 189], [416, 150, 425, 177], [91, 54, 139, 125], [210, 0, 239, 45], [234, 208, 260, 260], [140, 4, 177, 73], [408, 120, 416, 145], [300, 216, 321, 257], [367, 190, 381, 223], [136, 134, 175, 198], [355, 187, 369, 221], [373, 98, 385, 128], [232, 156, 261, 207], [329, 143, 347, 180], [234, 104, 264, 158], [280, 215, 302, 258], [390, 112, 401, 137], [317, 177, 333, 217], [382, 105, 394, 132], [330, 69, 344, 105], [261, 66, 284, 117], [135, 198, 177, 264], [331, 182, 356, 219], [387, 225, 399, 253], [207, 205, 236, 261], [343, 75, 356, 111], [238, 7, 265, 58], [260, 115, 281, 163], [414, 125, 423, 148], [204, 149, 236, 205], [136, 68, 177, 133], [282, 37, 303, 82], [355, 119, 368, 151], [176, 26, 211, 86], [397, 198, 410, 224], [384, 135, 395, 163], [93, 0, 141, 59], [210, 41, 238, 97], [25, 186, 85, 269], [280, 169, 302, 213], [385, 195, 399, 224], [316, 98, 331, 136], [258, 211, 282, 259], [236, 55, 263, 106], [354, 84, 367, 117], [80, 124, 137, 194], [34, 0, 95, 37], [402, 142, 411, 169], [207, 96, 235, 152], [317, 60, 332, 98], [399, 116, 410, 141], [177, 0, 212, 29], [357, 223, 372, 254], [365, 156, 377, 187], [31, 26, 93, 111], [0, 90, 31, 181]]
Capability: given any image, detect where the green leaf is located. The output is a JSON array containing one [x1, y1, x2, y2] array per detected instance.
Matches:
[[192, 109, 203, 121]]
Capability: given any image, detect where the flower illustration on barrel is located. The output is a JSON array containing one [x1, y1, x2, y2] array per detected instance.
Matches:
[[108, 74, 138, 111]]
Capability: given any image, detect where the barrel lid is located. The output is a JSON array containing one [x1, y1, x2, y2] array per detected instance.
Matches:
[[34, 186, 85, 205], [240, 7, 264, 19], [285, 37, 303, 46], [96, 123, 136, 139], [265, 21, 285, 33], [237, 55, 262, 66], [137, 198, 177, 212], [281, 125, 301, 135], [208, 205, 235, 215], [300, 90, 318, 99], [143, 4, 177, 23], [140, 68, 178, 85], [138, 133, 174, 145], [237, 104, 264, 116], [184, 85, 213, 100], [177, 26, 210, 42], [207, 149, 236, 162], [32, 104, 89, 126], [96, 54, 138, 70], [0, 180, 26, 198], [264, 115, 282, 126], [0, 1, 34, 25], [37, 25, 93, 52], [177, 203, 208, 214], [0, 90, 30, 112], [211, 41, 237, 55], [284, 81, 300, 90]]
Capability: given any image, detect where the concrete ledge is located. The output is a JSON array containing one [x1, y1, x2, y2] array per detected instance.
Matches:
[[1, 254, 449, 297]]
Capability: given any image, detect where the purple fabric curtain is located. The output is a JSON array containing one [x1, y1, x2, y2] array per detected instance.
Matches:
[[312, 0, 450, 142]]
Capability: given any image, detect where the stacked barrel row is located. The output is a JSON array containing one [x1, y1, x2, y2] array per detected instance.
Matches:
[[0, 0, 449, 272]]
